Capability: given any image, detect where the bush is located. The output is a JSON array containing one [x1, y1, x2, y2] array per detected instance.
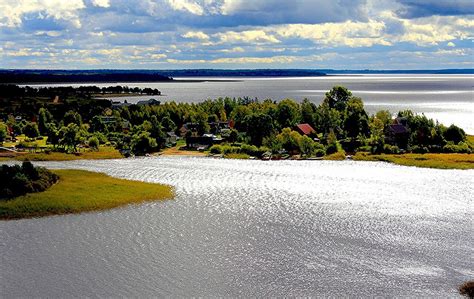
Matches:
[[459, 281, 474, 298], [383, 144, 400, 154], [315, 149, 325, 157], [221, 145, 240, 154], [443, 142, 471, 154], [357, 145, 371, 153], [88, 136, 100, 150], [209, 144, 223, 154], [325, 143, 338, 155], [410, 145, 429, 154], [0, 161, 59, 200], [240, 144, 260, 156]]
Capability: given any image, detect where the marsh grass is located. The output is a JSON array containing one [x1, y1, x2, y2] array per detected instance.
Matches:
[[0, 147, 123, 162], [353, 152, 474, 169], [0, 169, 173, 220]]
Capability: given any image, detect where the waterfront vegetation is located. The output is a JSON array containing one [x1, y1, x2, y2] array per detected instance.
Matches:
[[1, 84, 472, 169], [353, 152, 474, 170], [0, 169, 173, 220], [0, 161, 59, 199]]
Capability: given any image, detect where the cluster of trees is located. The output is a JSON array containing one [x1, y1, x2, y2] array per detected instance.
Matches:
[[0, 161, 59, 199], [0, 84, 160, 98], [1, 85, 470, 157]]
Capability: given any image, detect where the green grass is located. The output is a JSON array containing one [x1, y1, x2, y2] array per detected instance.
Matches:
[[224, 153, 251, 159], [353, 152, 474, 169], [323, 151, 347, 160], [0, 169, 174, 220], [0, 146, 123, 161]]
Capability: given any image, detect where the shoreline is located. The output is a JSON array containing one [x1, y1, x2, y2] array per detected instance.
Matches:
[[0, 169, 174, 220], [3, 150, 472, 170]]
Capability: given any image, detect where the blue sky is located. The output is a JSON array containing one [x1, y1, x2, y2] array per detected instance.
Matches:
[[0, 0, 473, 69]]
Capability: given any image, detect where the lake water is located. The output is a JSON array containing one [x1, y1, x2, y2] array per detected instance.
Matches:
[[1, 157, 473, 297], [31, 74, 474, 134]]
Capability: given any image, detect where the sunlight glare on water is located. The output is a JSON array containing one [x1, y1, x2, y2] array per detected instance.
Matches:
[[1, 157, 473, 297]]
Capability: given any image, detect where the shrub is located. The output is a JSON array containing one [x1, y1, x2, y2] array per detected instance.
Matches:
[[0, 161, 59, 200], [240, 144, 260, 156], [88, 136, 100, 150], [209, 144, 223, 154], [357, 145, 371, 152], [410, 145, 429, 154], [383, 144, 400, 154], [325, 143, 338, 155], [315, 149, 325, 157], [443, 142, 471, 154], [459, 281, 474, 298], [221, 145, 240, 154]]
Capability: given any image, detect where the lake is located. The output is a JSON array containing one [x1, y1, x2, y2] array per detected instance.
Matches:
[[1, 157, 473, 297], [30, 74, 474, 134]]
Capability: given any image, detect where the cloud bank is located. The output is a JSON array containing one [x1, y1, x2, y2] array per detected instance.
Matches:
[[0, 0, 473, 69]]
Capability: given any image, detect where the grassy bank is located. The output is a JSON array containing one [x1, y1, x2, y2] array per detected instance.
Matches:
[[0, 147, 123, 161], [0, 169, 173, 220], [353, 152, 474, 169]]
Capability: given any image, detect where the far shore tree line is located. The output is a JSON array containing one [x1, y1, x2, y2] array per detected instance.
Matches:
[[0, 84, 471, 158]]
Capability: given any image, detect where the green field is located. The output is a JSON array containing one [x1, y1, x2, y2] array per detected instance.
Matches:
[[0, 169, 174, 220]]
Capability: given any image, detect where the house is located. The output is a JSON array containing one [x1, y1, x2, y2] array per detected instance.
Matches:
[[111, 100, 132, 109], [179, 123, 199, 137], [386, 122, 409, 148], [209, 121, 232, 134], [166, 132, 177, 146], [295, 123, 316, 136], [186, 134, 223, 149], [99, 116, 118, 124]]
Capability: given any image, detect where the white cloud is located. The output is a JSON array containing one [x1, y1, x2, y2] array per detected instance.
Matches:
[[274, 21, 391, 47], [447, 42, 456, 47], [91, 0, 110, 8], [167, 0, 204, 15], [182, 31, 209, 40], [215, 30, 280, 44], [0, 0, 85, 28]]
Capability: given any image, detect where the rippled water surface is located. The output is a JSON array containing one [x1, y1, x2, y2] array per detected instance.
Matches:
[[1, 157, 473, 297]]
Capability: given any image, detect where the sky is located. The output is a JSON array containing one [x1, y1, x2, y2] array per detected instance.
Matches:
[[0, 0, 473, 69]]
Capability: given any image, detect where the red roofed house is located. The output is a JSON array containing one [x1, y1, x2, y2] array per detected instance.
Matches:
[[295, 123, 316, 136]]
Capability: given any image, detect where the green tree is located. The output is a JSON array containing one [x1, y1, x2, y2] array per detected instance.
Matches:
[[230, 105, 251, 131], [90, 115, 106, 133], [38, 108, 52, 135], [324, 86, 352, 111], [315, 102, 342, 136], [368, 118, 385, 153], [60, 123, 80, 152], [45, 123, 60, 148], [343, 97, 369, 138], [275, 99, 301, 129], [375, 110, 392, 129], [64, 110, 83, 126], [277, 128, 302, 154], [88, 136, 99, 150], [0, 123, 7, 143], [301, 98, 317, 127], [243, 113, 274, 146], [299, 135, 316, 157], [23, 122, 39, 138], [131, 132, 157, 155], [193, 111, 210, 135], [443, 124, 465, 144]]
